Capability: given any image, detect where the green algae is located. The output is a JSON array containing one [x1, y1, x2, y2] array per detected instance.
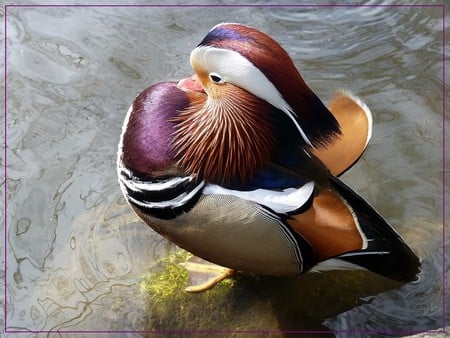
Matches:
[[139, 250, 240, 331], [138, 251, 400, 332], [140, 250, 191, 301]]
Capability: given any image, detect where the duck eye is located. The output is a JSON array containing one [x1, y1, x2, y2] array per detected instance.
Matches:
[[209, 73, 223, 84]]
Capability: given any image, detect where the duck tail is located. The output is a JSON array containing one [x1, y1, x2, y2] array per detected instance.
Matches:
[[329, 176, 421, 283]]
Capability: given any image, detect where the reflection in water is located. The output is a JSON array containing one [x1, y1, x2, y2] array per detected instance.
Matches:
[[4, 2, 446, 334]]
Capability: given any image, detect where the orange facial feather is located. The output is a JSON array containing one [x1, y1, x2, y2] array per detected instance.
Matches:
[[172, 84, 274, 184]]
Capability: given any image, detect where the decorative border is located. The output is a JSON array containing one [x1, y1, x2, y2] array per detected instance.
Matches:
[[3, 2, 447, 335]]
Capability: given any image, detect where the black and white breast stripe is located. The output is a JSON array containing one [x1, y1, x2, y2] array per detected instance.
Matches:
[[118, 168, 205, 220], [119, 155, 316, 217]]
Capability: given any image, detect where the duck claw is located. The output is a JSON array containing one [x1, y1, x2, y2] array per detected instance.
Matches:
[[179, 256, 234, 292]]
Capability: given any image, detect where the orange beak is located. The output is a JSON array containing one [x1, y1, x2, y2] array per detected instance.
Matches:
[[177, 74, 205, 93]]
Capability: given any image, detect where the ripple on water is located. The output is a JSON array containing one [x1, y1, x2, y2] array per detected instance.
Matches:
[[10, 44, 79, 84]]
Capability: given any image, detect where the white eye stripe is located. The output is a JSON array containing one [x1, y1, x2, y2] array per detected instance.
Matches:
[[190, 46, 312, 146], [191, 46, 287, 108]]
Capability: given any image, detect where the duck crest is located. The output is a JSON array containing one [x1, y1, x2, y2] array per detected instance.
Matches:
[[172, 85, 274, 184], [198, 23, 341, 148]]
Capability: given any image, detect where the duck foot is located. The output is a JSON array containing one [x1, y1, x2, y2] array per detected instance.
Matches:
[[179, 256, 234, 293]]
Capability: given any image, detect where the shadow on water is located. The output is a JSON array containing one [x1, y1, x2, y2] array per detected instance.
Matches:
[[137, 255, 403, 335]]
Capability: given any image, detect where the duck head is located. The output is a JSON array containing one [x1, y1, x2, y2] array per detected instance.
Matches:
[[175, 23, 341, 184]]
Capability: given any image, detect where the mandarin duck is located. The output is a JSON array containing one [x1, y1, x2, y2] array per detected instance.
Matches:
[[117, 23, 420, 292]]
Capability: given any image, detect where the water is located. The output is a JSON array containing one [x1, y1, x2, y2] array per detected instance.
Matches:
[[3, 1, 447, 335]]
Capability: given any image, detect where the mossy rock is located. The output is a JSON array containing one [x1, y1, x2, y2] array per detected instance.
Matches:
[[138, 250, 401, 333], [138, 250, 276, 332]]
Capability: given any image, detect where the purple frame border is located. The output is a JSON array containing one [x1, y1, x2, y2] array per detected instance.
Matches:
[[2, 2, 447, 336]]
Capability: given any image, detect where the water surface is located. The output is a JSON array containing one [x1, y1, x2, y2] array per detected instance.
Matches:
[[3, 1, 447, 335]]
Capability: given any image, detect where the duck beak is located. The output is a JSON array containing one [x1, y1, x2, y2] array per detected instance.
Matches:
[[178, 74, 205, 93]]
